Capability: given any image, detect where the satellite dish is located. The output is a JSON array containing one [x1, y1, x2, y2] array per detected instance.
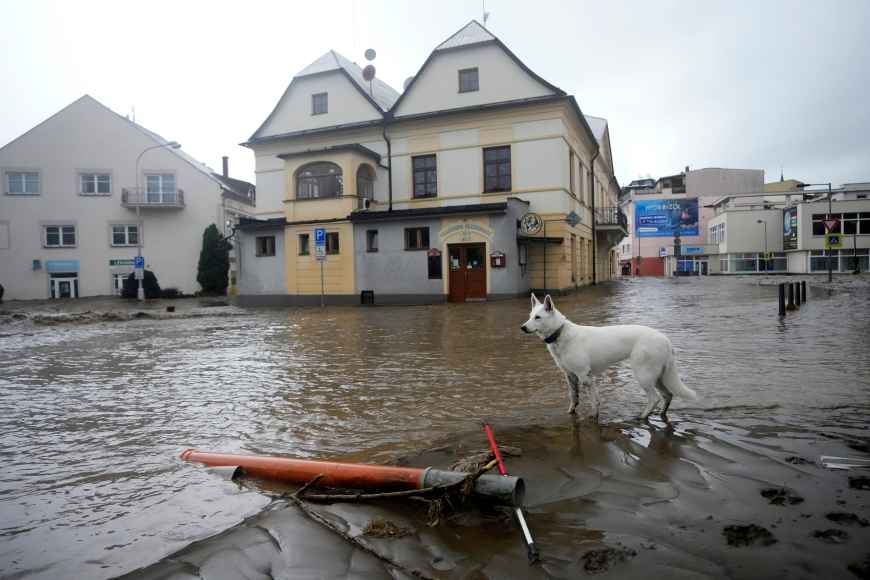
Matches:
[[364, 48, 376, 61], [362, 64, 376, 81], [403, 76, 414, 90]]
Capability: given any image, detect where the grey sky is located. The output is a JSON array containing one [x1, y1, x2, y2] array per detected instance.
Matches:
[[2, 0, 868, 188]]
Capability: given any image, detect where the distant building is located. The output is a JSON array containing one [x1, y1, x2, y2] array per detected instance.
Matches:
[[618, 167, 764, 276], [0, 96, 255, 300], [236, 21, 626, 305]]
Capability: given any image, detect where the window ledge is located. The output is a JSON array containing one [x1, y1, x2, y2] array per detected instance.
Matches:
[[286, 195, 349, 203], [5, 192, 40, 196], [43, 245, 78, 249], [405, 247, 430, 252], [80, 193, 112, 197]]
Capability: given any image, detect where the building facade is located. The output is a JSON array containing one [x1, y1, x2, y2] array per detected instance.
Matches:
[[0, 96, 255, 300], [618, 167, 764, 276], [236, 21, 626, 306]]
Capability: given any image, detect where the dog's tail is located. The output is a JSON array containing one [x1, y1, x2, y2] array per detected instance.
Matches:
[[661, 351, 698, 400]]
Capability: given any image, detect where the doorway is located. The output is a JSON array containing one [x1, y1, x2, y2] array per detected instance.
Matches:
[[448, 243, 487, 302], [50, 273, 79, 299]]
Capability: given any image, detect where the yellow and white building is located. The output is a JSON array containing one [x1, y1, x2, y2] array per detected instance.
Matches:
[[236, 21, 626, 305]]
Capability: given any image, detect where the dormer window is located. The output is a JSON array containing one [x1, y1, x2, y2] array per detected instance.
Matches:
[[312, 92, 328, 115], [458, 68, 479, 93]]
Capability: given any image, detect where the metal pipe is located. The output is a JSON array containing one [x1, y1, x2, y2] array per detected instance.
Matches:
[[181, 449, 523, 506], [589, 151, 599, 285], [828, 183, 832, 282], [382, 122, 393, 212]]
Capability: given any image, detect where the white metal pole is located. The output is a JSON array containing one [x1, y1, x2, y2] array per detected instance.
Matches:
[[320, 260, 325, 307]]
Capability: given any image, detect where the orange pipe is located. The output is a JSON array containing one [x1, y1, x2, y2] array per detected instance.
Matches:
[[181, 449, 425, 491]]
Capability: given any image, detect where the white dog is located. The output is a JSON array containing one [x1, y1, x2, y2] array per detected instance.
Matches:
[[521, 293, 697, 420]]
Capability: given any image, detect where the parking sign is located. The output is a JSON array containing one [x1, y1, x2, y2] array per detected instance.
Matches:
[[315, 228, 326, 245], [134, 256, 145, 269]]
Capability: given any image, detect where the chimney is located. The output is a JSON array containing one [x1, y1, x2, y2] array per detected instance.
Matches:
[[222, 156, 229, 178]]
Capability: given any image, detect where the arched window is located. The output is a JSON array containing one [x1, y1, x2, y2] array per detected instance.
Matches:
[[356, 164, 375, 200], [296, 162, 343, 199]]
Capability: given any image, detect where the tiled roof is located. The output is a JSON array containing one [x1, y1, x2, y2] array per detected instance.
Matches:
[[297, 50, 400, 112], [435, 20, 496, 51]]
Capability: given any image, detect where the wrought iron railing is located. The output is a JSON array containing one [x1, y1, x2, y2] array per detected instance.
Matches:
[[121, 187, 185, 208], [595, 206, 628, 229]]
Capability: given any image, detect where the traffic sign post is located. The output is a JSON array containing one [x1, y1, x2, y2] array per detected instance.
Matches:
[[315, 228, 326, 307], [826, 233, 843, 250], [134, 256, 145, 299]]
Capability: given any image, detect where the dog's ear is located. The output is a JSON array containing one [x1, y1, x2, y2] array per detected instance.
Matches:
[[530, 293, 539, 307], [544, 294, 554, 312]]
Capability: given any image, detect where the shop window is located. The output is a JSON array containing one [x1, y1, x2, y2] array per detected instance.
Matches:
[[405, 227, 429, 250]]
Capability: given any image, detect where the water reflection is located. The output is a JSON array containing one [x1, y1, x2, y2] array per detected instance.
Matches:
[[0, 277, 868, 578]]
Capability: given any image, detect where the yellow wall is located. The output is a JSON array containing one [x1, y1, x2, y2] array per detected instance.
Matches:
[[283, 151, 378, 222], [285, 222, 355, 295], [521, 213, 593, 290]]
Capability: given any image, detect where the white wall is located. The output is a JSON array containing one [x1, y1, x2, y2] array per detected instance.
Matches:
[[718, 210, 783, 253], [255, 72, 382, 139], [0, 96, 229, 300], [394, 43, 555, 118]]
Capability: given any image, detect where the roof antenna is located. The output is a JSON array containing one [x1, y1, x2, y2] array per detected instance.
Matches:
[[362, 48, 376, 96], [482, 0, 490, 26]]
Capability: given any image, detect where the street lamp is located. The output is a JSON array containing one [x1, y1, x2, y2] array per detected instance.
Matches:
[[756, 219, 768, 272], [134, 141, 181, 299], [797, 182, 833, 282]]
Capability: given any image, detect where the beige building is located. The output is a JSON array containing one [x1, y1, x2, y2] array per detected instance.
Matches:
[[0, 96, 254, 300], [237, 21, 626, 305]]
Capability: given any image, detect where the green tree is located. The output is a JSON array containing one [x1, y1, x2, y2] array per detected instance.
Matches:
[[197, 224, 232, 295]]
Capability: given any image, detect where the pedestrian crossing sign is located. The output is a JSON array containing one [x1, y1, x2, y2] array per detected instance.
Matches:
[[825, 233, 843, 249]]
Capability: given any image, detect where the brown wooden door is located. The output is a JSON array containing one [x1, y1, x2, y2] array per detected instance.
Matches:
[[448, 243, 487, 302]]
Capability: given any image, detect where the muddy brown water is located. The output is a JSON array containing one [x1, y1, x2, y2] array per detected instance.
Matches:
[[1, 277, 869, 578]]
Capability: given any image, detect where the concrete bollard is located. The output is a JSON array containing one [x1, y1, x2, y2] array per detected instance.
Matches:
[[787, 283, 797, 311], [779, 283, 786, 316], [801, 280, 807, 303]]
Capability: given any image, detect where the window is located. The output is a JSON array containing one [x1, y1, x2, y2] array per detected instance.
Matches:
[[299, 234, 310, 255], [255, 236, 276, 257], [312, 92, 328, 115], [405, 227, 429, 250], [357, 165, 374, 201], [112, 273, 129, 296], [326, 232, 340, 254], [44, 225, 76, 247], [412, 155, 437, 198], [843, 213, 858, 235], [811, 249, 838, 272], [81, 173, 111, 194], [296, 162, 343, 199], [6, 171, 39, 194], [483, 146, 511, 193], [145, 174, 176, 203], [458, 67, 479, 93], [366, 230, 378, 252], [862, 213, 870, 234], [111, 224, 139, 246], [720, 257, 729, 272]]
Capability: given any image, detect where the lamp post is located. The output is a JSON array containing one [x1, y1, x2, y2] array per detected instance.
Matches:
[[134, 141, 181, 299], [797, 182, 833, 282], [756, 219, 768, 272]]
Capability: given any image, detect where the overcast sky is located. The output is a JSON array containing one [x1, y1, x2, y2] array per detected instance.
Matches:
[[2, 0, 868, 188]]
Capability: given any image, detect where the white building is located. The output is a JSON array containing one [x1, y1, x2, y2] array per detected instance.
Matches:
[[705, 183, 870, 274], [0, 95, 255, 300]]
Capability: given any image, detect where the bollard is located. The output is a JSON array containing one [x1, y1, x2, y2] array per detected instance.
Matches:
[[779, 282, 785, 316], [794, 282, 801, 307], [801, 280, 807, 303], [786, 282, 796, 311]]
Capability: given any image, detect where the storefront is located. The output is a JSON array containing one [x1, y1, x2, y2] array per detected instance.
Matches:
[[45, 260, 80, 299]]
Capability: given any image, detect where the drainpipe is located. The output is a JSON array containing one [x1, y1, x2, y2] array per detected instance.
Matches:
[[590, 150, 599, 285], [382, 118, 393, 212]]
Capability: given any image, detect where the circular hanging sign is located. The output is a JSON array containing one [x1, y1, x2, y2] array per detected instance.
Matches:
[[519, 212, 543, 235]]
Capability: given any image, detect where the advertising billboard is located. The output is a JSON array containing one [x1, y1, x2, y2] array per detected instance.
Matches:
[[783, 206, 798, 250], [635, 198, 699, 238]]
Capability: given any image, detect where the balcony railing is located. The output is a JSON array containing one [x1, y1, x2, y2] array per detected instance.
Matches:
[[595, 206, 628, 229], [122, 187, 185, 208]]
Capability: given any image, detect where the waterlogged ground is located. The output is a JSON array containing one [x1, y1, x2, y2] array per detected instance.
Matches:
[[0, 277, 869, 579]]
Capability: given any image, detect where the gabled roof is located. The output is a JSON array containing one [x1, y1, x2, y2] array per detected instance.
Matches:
[[434, 20, 496, 51], [212, 173, 256, 205], [390, 20, 565, 116], [247, 50, 400, 144], [297, 50, 400, 112]]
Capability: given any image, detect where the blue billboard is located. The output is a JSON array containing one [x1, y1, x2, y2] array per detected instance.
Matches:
[[635, 198, 699, 237]]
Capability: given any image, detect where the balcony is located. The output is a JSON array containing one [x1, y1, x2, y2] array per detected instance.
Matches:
[[122, 187, 185, 209], [595, 206, 629, 246]]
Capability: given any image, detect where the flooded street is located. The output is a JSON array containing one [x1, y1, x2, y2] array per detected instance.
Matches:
[[1, 277, 869, 579]]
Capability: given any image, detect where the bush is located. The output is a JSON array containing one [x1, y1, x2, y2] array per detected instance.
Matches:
[[120, 270, 161, 299], [197, 224, 232, 295]]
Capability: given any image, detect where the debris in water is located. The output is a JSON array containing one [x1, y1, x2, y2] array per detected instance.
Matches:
[[812, 529, 850, 544], [826, 512, 869, 527], [785, 456, 811, 465], [849, 476, 870, 491], [363, 518, 413, 539], [722, 524, 777, 547], [761, 487, 805, 506], [581, 545, 637, 574]]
